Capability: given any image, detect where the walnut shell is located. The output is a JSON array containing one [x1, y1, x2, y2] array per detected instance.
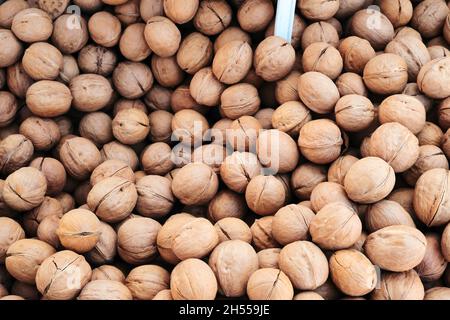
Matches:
[[335, 94, 375, 132], [336, 72, 368, 96], [411, 0, 449, 38], [101, 142, 139, 171], [56, 208, 101, 253], [442, 223, 450, 262], [302, 42, 343, 80], [298, 0, 339, 20], [329, 249, 377, 297], [369, 122, 419, 173], [0, 217, 25, 263], [156, 213, 196, 264], [78, 280, 132, 300], [22, 42, 63, 81], [170, 258, 217, 300], [272, 204, 314, 246], [385, 36, 431, 81], [0, 134, 34, 175], [36, 250, 92, 300], [163, 0, 199, 24], [279, 241, 329, 290], [171, 217, 218, 260], [59, 137, 102, 180], [250, 216, 279, 250], [417, 122, 443, 147], [19, 117, 61, 151], [87, 177, 137, 223], [91, 265, 125, 283], [5, 239, 55, 284], [220, 83, 260, 119], [3, 167, 47, 211], [271, 101, 311, 138], [364, 225, 427, 272], [90, 160, 134, 186], [378, 94, 426, 135], [254, 36, 295, 82], [70, 74, 113, 112], [26, 80, 72, 117], [207, 189, 247, 222], [327, 155, 359, 185], [172, 162, 218, 205], [113, 62, 154, 99], [350, 9, 394, 50], [237, 0, 274, 33], [37, 215, 61, 249], [298, 72, 340, 114], [213, 40, 252, 85], [112, 109, 149, 145], [214, 26, 251, 52], [415, 233, 447, 282], [344, 157, 396, 204], [78, 45, 117, 76], [144, 16, 180, 57], [256, 129, 299, 174], [214, 217, 252, 244], [371, 270, 424, 300], [257, 248, 280, 269], [11, 8, 53, 43], [141, 142, 174, 175], [363, 53, 408, 95], [125, 265, 170, 300], [85, 222, 117, 265], [310, 182, 354, 213], [403, 145, 448, 186], [208, 240, 258, 297], [176, 32, 212, 75], [291, 163, 327, 200], [193, 0, 232, 36], [425, 287, 450, 300], [117, 216, 161, 265], [301, 21, 339, 50], [119, 23, 152, 62], [274, 71, 301, 104], [220, 151, 262, 193], [245, 175, 286, 216], [88, 11, 121, 47], [417, 57, 450, 99], [310, 202, 362, 250], [414, 168, 450, 227], [136, 175, 174, 219], [0, 0, 30, 29], [52, 14, 89, 54], [298, 119, 343, 165], [246, 268, 293, 300]]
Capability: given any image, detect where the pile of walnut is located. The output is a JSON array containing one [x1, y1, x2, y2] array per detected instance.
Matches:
[[1, 0, 450, 301]]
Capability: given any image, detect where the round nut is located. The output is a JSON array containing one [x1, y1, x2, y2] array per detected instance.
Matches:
[[3, 167, 47, 211], [170, 258, 217, 300], [144, 16, 181, 57], [208, 240, 258, 297], [247, 268, 293, 300], [279, 241, 329, 290], [344, 157, 396, 204], [56, 209, 101, 253], [310, 202, 362, 250], [364, 225, 427, 272], [329, 249, 377, 297], [254, 36, 296, 82], [36, 250, 92, 300]]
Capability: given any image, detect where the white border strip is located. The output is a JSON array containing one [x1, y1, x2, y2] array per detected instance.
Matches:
[[274, 0, 297, 43]]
